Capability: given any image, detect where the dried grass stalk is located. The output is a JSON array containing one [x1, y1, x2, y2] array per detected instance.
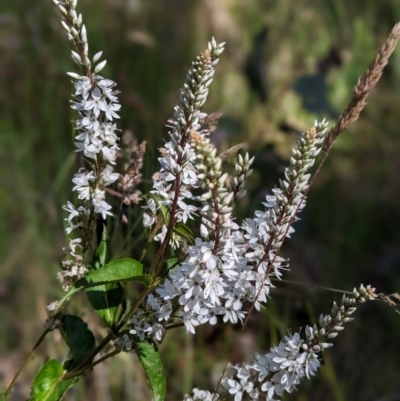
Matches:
[[325, 22, 400, 151]]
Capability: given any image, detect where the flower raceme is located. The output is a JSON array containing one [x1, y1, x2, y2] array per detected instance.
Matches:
[[184, 285, 377, 401], [54, 0, 121, 290], [128, 117, 329, 338], [142, 39, 225, 249]]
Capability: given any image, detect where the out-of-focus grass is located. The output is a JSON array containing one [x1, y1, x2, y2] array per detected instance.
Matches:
[[1, 0, 400, 400]]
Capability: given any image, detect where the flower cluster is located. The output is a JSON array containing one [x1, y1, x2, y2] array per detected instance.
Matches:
[[142, 38, 225, 249], [242, 121, 329, 308], [230, 152, 254, 202], [54, 0, 120, 290], [126, 120, 329, 341], [185, 284, 377, 401], [190, 130, 250, 246], [184, 389, 219, 401]]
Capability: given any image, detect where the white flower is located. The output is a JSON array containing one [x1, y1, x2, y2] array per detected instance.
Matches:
[[101, 164, 119, 186], [74, 76, 92, 99], [143, 212, 155, 227], [92, 190, 112, 219], [154, 225, 168, 243], [102, 145, 118, 164], [85, 87, 107, 117], [103, 101, 121, 120], [177, 199, 197, 223], [97, 79, 119, 102], [63, 201, 80, 222], [101, 122, 118, 145], [156, 279, 181, 300], [72, 170, 95, 200]]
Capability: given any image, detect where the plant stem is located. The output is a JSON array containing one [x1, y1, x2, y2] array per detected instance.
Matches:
[[64, 349, 121, 379], [4, 328, 51, 399], [66, 283, 155, 376]]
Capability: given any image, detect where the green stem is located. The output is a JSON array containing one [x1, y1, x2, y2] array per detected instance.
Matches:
[[66, 284, 155, 376], [4, 328, 51, 399], [64, 349, 121, 379]]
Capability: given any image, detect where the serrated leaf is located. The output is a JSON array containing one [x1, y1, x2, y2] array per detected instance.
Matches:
[[86, 283, 126, 328], [77, 258, 152, 287], [59, 314, 95, 369], [29, 360, 78, 401], [135, 342, 166, 401], [173, 223, 193, 243]]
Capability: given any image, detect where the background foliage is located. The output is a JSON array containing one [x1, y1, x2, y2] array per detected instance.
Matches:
[[1, 0, 400, 400]]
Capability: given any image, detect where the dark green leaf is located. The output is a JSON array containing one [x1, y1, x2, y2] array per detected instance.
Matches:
[[173, 223, 193, 243], [77, 258, 152, 287], [53, 259, 150, 316], [86, 283, 126, 328], [166, 258, 179, 269], [59, 314, 95, 369], [91, 224, 110, 269], [28, 360, 78, 401], [135, 342, 166, 401], [160, 257, 179, 278], [159, 204, 170, 226]]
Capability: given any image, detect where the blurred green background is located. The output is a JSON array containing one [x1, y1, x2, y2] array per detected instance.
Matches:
[[1, 0, 400, 400]]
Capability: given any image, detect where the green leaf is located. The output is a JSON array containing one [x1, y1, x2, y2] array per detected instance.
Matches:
[[91, 224, 111, 269], [135, 342, 166, 401], [52, 259, 151, 316], [77, 258, 152, 287], [0, 393, 5, 401], [166, 258, 179, 269], [159, 204, 170, 226], [173, 223, 193, 243], [159, 257, 179, 278], [86, 283, 126, 328], [29, 360, 78, 401], [59, 314, 95, 369]]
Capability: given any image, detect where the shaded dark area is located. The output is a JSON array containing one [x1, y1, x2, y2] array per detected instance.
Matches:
[[1, 0, 400, 400]]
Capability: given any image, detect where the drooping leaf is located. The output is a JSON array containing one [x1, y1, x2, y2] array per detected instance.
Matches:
[[58, 314, 95, 369], [135, 342, 166, 401], [173, 223, 193, 243], [77, 258, 152, 287], [52, 259, 151, 316], [28, 360, 78, 401]]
